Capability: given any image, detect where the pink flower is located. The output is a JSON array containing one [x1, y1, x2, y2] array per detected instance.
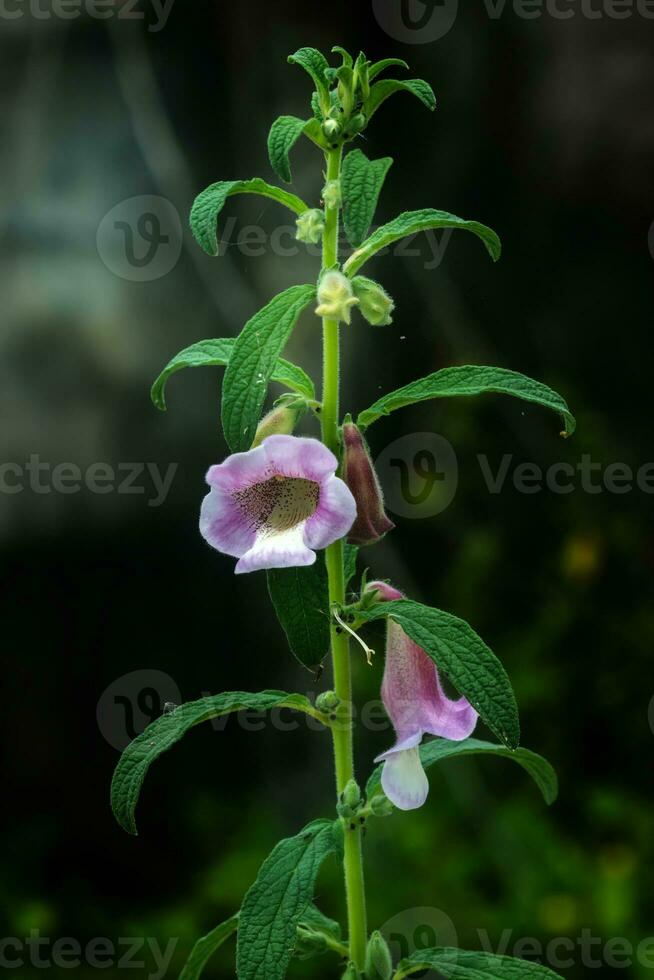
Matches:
[[200, 435, 356, 575], [368, 581, 478, 810], [342, 422, 395, 546]]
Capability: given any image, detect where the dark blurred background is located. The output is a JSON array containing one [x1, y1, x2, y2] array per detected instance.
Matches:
[[2, 1, 653, 977]]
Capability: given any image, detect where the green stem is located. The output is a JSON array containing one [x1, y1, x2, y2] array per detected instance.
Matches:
[[321, 145, 369, 970]]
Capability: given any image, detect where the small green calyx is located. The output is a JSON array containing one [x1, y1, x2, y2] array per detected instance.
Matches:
[[295, 925, 329, 958], [316, 690, 340, 713], [364, 931, 393, 980], [316, 271, 360, 325], [352, 277, 395, 326], [342, 960, 361, 979], [322, 179, 342, 210], [296, 208, 326, 244], [322, 117, 342, 141], [369, 794, 395, 818]]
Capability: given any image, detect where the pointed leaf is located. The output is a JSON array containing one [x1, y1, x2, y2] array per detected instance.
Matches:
[[357, 600, 520, 749], [268, 116, 315, 184], [179, 915, 239, 980], [190, 179, 308, 257], [110, 691, 325, 835], [267, 557, 331, 671], [344, 208, 500, 277], [368, 58, 410, 82], [341, 149, 393, 248], [394, 948, 564, 979], [236, 819, 341, 980], [221, 284, 316, 452], [151, 338, 315, 412], [357, 365, 575, 438], [288, 47, 331, 112], [366, 738, 558, 805], [365, 78, 436, 120]]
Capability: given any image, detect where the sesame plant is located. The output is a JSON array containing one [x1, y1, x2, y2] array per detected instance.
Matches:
[[111, 46, 575, 980]]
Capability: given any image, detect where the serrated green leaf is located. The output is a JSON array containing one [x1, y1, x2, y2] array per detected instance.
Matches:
[[190, 179, 308, 257], [110, 691, 324, 835], [368, 58, 410, 82], [179, 914, 239, 980], [151, 338, 315, 412], [365, 78, 436, 120], [357, 600, 520, 749], [288, 47, 331, 112], [394, 948, 564, 980], [366, 738, 558, 805], [268, 116, 311, 184], [236, 819, 341, 980], [341, 149, 393, 248], [344, 209, 500, 277], [267, 557, 330, 671], [357, 365, 575, 438], [221, 284, 316, 452]]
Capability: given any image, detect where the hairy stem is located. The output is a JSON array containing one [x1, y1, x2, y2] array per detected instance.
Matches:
[[321, 145, 369, 970]]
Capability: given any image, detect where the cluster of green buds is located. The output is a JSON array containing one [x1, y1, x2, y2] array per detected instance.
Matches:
[[317, 48, 374, 145]]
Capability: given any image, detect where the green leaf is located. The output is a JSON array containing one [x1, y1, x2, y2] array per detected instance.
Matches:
[[267, 557, 331, 672], [190, 179, 308, 257], [268, 116, 313, 184], [357, 365, 576, 438], [394, 948, 564, 980], [288, 47, 331, 112], [341, 149, 393, 248], [151, 338, 315, 412], [344, 544, 359, 589], [179, 914, 239, 980], [357, 600, 520, 749], [294, 905, 344, 961], [368, 58, 410, 82], [366, 738, 558, 805], [221, 284, 316, 452], [344, 208, 501, 277], [236, 819, 341, 980], [110, 691, 324, 835], [365, 78, 436, 120]]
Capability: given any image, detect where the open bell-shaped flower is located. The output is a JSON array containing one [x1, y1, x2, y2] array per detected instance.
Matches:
[[342, 421, 395, 546], [200, 435, 356, 574], [315, 271, 359, 325], [366, 580, 478, 810]]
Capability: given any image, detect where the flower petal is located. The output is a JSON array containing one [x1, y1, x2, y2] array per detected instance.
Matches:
[[200, 486, 256, 557], [205, 444, 270, 493], [304, 475, 357, 550], [262, 435, 338, 482], [235, 524, 316, 574], [380, 746, 429, 811]]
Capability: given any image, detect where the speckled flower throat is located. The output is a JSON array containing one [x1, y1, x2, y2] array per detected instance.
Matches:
[[234, 476, 319, 535]]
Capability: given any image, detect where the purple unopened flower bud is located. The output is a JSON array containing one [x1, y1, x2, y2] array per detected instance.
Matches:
[[342, 422, 395, 546]]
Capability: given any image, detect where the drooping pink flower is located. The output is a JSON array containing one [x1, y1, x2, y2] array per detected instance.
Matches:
[[367, 581, 478, 810], [200, 435, 356, 575], [342, 422, 395, 546]]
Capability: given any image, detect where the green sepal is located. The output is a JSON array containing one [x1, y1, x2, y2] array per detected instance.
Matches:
[[110, 691, 326, 835], [236, 819, 343, 980], [355, 600, 520, 749], [341, 149, 393, 248], [221, 284, 316, 452], [190, 178, 308, 256], [151, 337, 315, 412], [366, 738, 558, 806], [356, 365, 575, 438]]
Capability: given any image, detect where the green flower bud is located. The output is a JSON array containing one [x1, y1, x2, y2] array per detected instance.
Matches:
[[315, 271, 359, 325], [352, 277, 395, 326], [369, 794, 395, 818], [342, 962, 360, 979], [322, 179, 342, 210], [346, 113, 367, 137], [322, 118, 341, 141], [316, 690, 340, 713], [342, 778, 361, 809], [365, 931, 393, 980], [296, 208, 326, 245], [295, 925, 328, 960], [251, 397, 306, 448]]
